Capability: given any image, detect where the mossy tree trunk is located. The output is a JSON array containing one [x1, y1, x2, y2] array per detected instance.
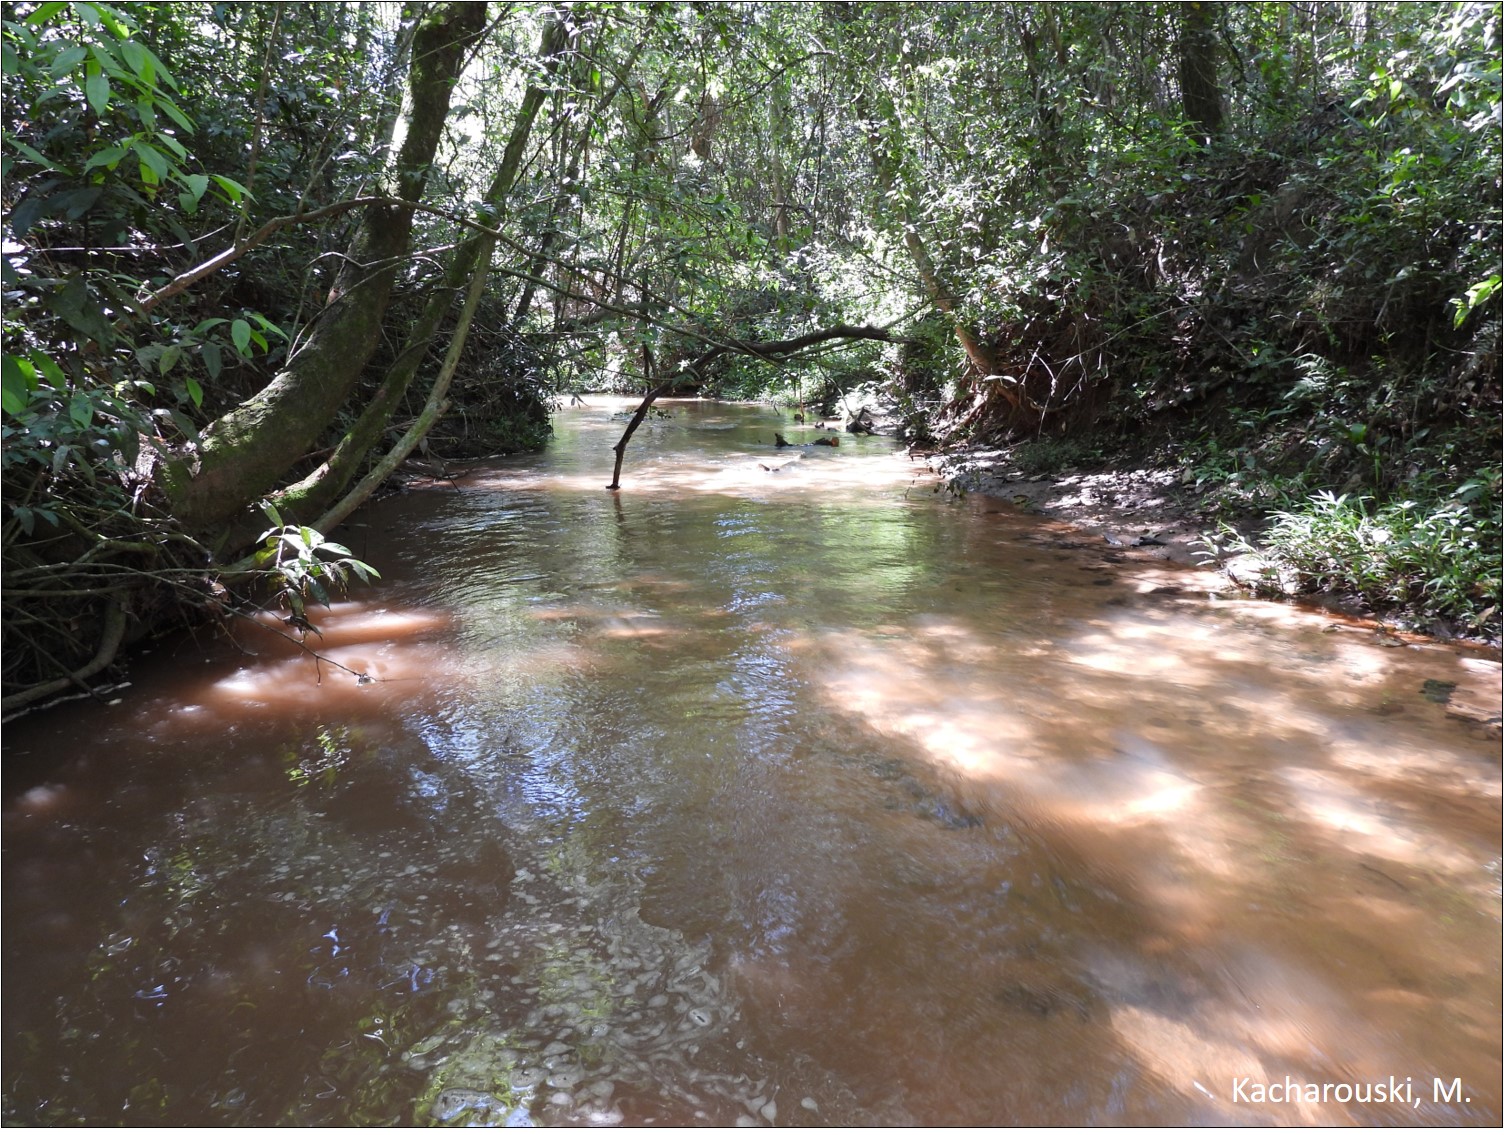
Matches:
[[266, 16, 570, 531], [163, 2, 488, 538]]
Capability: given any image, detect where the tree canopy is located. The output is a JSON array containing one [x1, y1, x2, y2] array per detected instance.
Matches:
[[3, 1, 1500, 709]]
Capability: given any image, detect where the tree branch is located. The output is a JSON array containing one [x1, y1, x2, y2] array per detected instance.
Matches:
[[606, 323, 899, 490]]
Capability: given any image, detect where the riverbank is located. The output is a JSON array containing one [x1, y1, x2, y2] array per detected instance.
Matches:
[[928, 445, 1222, 571], [926, 441, 1501, 737]]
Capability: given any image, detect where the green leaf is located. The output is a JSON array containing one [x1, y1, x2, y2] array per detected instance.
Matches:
[[210, 174, 249, 204], [200, 340, 222, 379], [131, 40, 176, 90], [231, 319, 252, 355], [158, 344, 182, 375], [51, 276, 114, 345], [132, 140, 169, 180], [182, 172, 209, 202], [83, 144, 129, 171], [25, 2, 69, 26], [69, 392, 93, 428], [119, 38, 153, 84], [85, 68, 111, 115], [2, 356, 33, 414], [250, 312, 288, 340], [29, 350, 65, 386], [184, 376, 203, 408], [53, 185, 102, 219], [4, 134, 56, 168], [49, 43, 88, 77], [157, 95, 194, 132]]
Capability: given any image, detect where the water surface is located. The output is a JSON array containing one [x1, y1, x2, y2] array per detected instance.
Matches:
[[4, 399, 1499, 1125]]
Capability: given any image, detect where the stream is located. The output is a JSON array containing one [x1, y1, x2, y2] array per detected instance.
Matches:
[[3, 398, 1500, 1126]]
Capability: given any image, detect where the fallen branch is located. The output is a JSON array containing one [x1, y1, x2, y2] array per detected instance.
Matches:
[[0, 600, 128, 714], [607, 323, 898, 491]]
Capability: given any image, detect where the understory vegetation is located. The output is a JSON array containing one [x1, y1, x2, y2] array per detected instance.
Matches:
[[2, 1, 1499, 712]]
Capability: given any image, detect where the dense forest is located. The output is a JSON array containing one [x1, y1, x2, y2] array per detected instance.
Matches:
[[3, 0, 1500, 712]]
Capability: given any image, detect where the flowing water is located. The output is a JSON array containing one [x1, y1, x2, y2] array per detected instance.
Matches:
[[4, 399, 1500, 1126]]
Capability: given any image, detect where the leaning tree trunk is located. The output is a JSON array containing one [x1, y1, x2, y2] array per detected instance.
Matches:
[[162, 2, 488, 538], [854, 88, 1003, 392], [265, 16, 569, 531]]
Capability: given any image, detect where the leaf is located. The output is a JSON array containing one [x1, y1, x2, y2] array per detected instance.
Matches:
[[3, 133, 54, 168], [132, 140, 169, 181], [119, 38, 153, 83], [132, 41, 177, 91], [184, 376, 203, 408], [85, 69, 111, 115], [157, 96, 194, 132], [182, 173, 209, 202], [29, 350, 65, 387], [49, 43, 88, 77], [53, 185, 103, 220], [51, 276, 114, 345], [156, 131, 187, 160], [251, 312, 288, 340], [158, 344, 181, 375], [210, 174, 249, 204], [69, 391, 94, 428], [200, 340, 222, 380], [2, 356, 32, 415], [25, 2, 69, 26], [83, 144, 129, 171], [166, 407, 198, 443], [231, 319, 252, 355]]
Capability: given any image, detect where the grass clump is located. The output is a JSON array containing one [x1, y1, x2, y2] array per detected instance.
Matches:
[[1249, 488, 1501, 635]]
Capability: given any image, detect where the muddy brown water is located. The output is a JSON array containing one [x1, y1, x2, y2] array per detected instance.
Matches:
[[4, 399, 1500, 1126]]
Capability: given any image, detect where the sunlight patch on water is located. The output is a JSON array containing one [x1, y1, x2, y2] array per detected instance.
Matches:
[[1277, 766, 1482, 874]]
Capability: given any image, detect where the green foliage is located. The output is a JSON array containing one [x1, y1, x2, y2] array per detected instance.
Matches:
[[1012, 437, 1105, 477], [254, 501, 379, 625], [1215, 487, 1501, 633]]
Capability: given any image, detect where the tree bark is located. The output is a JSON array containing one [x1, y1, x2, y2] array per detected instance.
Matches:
[[163, 1, 488, 537], [267, 16, 569, 529], [1178, 1, 1224, 144]]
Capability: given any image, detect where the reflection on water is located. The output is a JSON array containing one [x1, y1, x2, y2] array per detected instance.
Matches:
[[3, 398, 1499, 1125]]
